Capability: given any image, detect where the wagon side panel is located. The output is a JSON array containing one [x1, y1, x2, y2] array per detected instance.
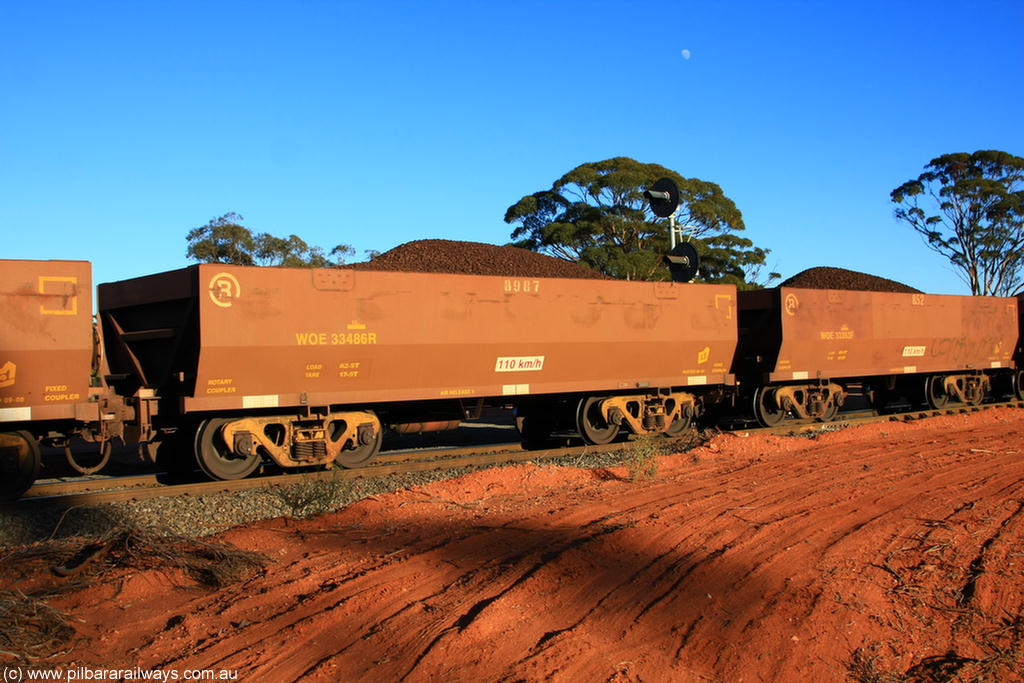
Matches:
[[185, 267, 738, 412], [773, 288, 1016, 381], [0, 260, 93, 423]]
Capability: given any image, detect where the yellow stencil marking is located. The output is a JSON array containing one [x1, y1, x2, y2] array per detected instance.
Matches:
[[39, 276, 78, 315], [714, 294, 733, 319], [0, 361, 15, 389]]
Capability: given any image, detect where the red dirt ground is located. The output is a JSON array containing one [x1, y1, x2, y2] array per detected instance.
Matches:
[[11, 409, 1024, 682]]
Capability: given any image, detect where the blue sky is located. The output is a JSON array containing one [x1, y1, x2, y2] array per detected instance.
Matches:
[[2, 1, 1022, 294]]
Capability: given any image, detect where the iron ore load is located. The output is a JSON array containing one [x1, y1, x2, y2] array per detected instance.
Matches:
[[2, 240, 1023, 499]]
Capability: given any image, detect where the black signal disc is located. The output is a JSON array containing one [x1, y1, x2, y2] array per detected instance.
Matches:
[[664, 241, 700, 282], [647, 177, 680, 218]]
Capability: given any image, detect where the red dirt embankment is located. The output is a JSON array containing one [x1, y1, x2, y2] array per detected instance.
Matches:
[[19, 409, 1024, 682]]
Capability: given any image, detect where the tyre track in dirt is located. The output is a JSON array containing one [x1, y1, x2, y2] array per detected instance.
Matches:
[[44, 409, 1024, 682], [150, 514, 637, 677]]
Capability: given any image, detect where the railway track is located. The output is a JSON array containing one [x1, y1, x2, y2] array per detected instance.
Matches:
[[12, 439, 615, 506], [17, 441, 524, 500], [11, 400, 1023, 507]]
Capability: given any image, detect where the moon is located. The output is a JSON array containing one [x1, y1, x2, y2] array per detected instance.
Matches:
[[681, 49, 691, 60]]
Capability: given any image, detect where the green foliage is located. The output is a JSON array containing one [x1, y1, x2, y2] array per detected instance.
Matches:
[[891, 150, 1024, 295], [504, 157, 778, 286], [625, 435, 660, 481], [186, 212, 354, 267], [698, 232, 779, 290]]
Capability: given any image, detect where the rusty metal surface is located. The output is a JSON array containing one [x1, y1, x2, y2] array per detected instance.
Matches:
[[98, 266, 738, 414], [736, 287, 1018, 382], [0, 260, 94, 425], [599, 391, 696, 434], [1017, 296, 1024, 366], [96, 267, 196, 400], [391, 420, 462, 435], [220, 410, 381, 468]]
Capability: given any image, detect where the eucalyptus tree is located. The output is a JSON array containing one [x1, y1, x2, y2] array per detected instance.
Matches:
[[186, 212, 353, 267], [891, 150, 1024, 295], [504, 157, 776, 287]]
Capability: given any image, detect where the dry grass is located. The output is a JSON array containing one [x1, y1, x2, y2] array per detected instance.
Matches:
[[0, 590, 75, 662], [271, 470, 353, 518], [845, 510, 1024, 683], [622, 428, 714, 481], [846, 645, 906, 683], [15, 525, 270, 589], [0, 524, 269, 662]]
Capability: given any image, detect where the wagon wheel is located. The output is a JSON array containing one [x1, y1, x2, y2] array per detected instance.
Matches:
[[753, 387, 786, 427], [662, 405, 693, 436], [515, 411, 555, 450], [331, 417, 382, 468], [0, 431, 41, 500], [576, 396, 619, 445], [151, 428, 200, 478], [925, 376, 949, 410], [1015, 370, 1024, 402], [816, 397, 840, 422], [195, 418, 260, 480], [65, 439, 112, 475]]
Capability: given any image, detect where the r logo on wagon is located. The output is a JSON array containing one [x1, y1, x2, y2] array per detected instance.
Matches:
[[209, 273, 241, 308], [784, 293, 799, 316]]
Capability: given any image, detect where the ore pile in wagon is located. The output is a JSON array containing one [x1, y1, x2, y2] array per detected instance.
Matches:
[[348, 239, 608, 279], [780, 266, 921, 293]]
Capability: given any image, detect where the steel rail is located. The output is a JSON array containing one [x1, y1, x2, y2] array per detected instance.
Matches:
[[12, 440, 614, 506]]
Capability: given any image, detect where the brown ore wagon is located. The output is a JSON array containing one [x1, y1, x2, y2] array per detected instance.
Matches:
[[734, 286, 1020, 425], [98, 265, 738, 479], [0, 260, 133, 498]]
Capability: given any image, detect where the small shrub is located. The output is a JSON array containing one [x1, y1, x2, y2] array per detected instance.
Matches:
[[273, 470, 352, 518], [625, 436, 660, 481]]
